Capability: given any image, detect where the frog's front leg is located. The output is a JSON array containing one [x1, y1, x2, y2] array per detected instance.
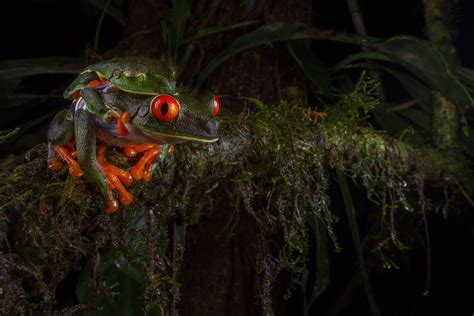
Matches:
[[80, 87, 131, 136], [123, 144, 173, 182], [74, 109, 133, 213]]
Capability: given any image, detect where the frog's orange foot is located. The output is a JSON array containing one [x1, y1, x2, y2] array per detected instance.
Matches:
[[48, 144, 83, 177], [123, 144, 161, 182], [96, 146, 134, 213], [307, 107, 327, 124], [112, 111, 131, 136]]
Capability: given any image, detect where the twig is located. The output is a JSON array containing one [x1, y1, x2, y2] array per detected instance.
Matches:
[[346, 0, 367, 35]]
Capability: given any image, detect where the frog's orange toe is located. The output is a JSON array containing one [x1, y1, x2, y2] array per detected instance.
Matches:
[[105, 199, 120, 214], [51, 144, 84, 176], [123, 146, 137, 157], [69, 165, 84, 177], [97, 145, 134, 212], [128, 144, 160, 181], [120, 191, 133, 205], [48, 160, 65, 171]]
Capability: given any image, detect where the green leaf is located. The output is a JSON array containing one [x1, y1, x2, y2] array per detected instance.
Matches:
[[378, 66, 433, 113], [372, 106, 424, 145], [76, 249, 145, 315], [182, 20, 261, 43], [457, 66, 474, 94], [86, 0, 128, 26], [288, 42, 332, 97], [333, 51, 392, 72], [337, 170, 381, 316], [240, 96, 267, 110], [307, 215, 330, 306], [0, 57, 84, 79], [0, 94, 62, 109], [200, 22, 472, 114], [396, 107, 431, 131], [197, 22, 317, 84], [168, 0, 193, 65], [0, 128, 20, 144], [363, 35, 473, 111]]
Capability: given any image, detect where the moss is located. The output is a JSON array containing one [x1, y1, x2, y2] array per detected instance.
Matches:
[[0, 80, 467, 313]]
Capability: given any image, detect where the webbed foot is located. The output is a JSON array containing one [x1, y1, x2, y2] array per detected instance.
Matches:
[[307, 107, 327, 124], [48, 143, 83, 177], [123, 144, 173, 182], [123, 144, 160, 182], [96, 146, 134, 213]]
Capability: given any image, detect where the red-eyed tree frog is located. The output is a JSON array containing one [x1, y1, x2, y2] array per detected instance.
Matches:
[[47, 57, 220, 213]]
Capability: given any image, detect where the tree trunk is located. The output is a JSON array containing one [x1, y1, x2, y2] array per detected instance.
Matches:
[[121, 1, 311, 314]]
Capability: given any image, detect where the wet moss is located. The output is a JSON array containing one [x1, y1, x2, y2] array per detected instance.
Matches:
[[0, 80, 466, 313]]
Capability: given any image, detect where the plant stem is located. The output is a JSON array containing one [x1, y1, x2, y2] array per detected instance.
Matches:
[[94, 0, 111, 52], [422, 0, 460, 148], [345, 0, 385, 100], [337, 170, 381, 316], [346, 0, 367, 35]]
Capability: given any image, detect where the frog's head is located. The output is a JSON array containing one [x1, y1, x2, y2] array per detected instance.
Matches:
[[88, 57, 177, 95], [129, 93, 220, 144]]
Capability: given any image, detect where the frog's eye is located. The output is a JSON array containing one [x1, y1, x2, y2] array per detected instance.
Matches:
[[151, 95, 180, 122], [212, 95, 220, 116]]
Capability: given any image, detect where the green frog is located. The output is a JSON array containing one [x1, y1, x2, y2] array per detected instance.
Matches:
[[47, 57, 220, 213]]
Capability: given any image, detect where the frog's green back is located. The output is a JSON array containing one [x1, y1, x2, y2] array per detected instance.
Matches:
[[87, 57, 177, 95]]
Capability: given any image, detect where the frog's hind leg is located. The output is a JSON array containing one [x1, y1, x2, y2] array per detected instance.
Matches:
[[47, 109, 83, 176], [75, 109, 133, 213]]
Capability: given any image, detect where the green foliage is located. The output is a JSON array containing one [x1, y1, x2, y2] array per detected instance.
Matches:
[[197, 21, 473, 140], [1, 78, 464, 313], [1, 2, 473, 314]]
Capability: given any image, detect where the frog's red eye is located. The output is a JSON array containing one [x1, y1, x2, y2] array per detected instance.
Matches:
[[213, 95, 220, 116], [151, 95, 180, 122]]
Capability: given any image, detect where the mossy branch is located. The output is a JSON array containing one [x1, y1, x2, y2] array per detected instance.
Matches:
[[0, 97, 466, 313]]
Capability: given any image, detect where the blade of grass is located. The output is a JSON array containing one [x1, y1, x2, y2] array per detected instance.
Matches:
[[288, 42, 332, 97], [337, 170, 380, 316], [182, 20, 261, 43], [87, 0, 127, 26], [307, 215, 330, 307], [0, 58, 84, 79], [94, 0, 111, 52]]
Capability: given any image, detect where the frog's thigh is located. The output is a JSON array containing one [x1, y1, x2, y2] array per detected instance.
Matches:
[[80, 88, 109, 117], [47, 109, 74, 145], [47, 109, 74, 160], [74, 109, 109, 196]]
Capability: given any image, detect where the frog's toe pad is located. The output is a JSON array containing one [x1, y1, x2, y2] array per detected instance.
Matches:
[[50, 145, 84, 177], [48, 160, 65, 171], [97, 146, 134, 212], [105, 199, 120, 214], [127, 145, 160, 181]]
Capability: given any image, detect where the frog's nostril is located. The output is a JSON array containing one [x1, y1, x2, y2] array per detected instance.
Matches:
[[138, 105, 149, 117], [207, 120, 220, 137]]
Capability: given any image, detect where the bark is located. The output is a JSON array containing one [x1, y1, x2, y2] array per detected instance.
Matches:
[[120, 1, 312, 314]]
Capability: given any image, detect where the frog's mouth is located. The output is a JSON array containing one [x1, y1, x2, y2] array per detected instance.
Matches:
[[142, 130, 219, 144]]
